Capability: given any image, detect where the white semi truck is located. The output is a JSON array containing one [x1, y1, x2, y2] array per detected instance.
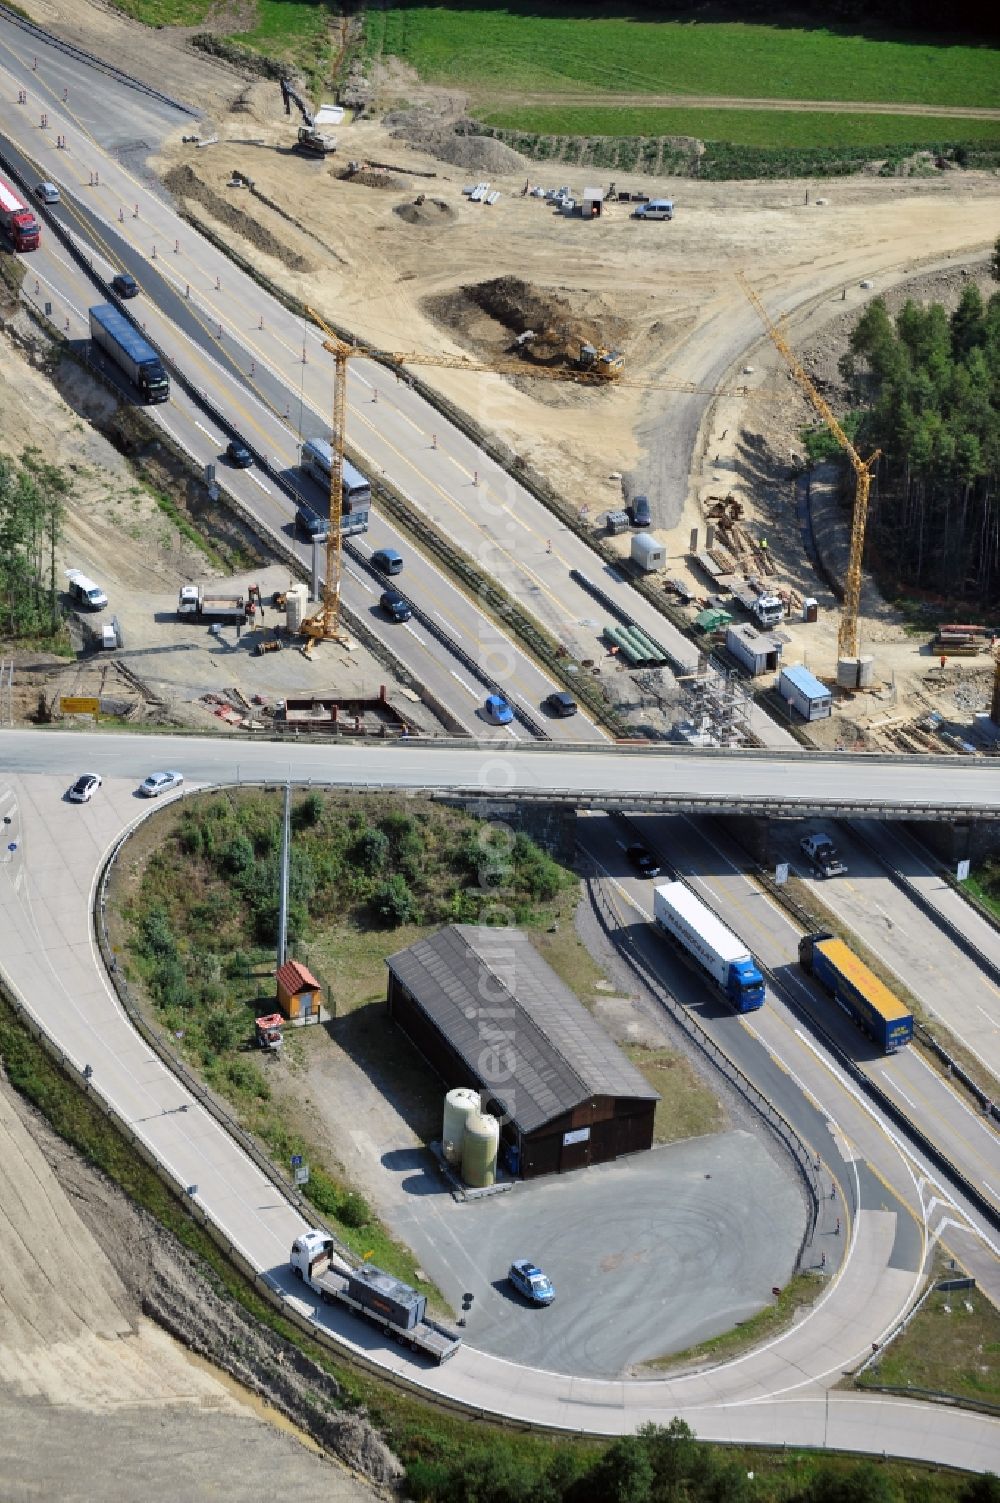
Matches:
[[653, 881, 765, 1013], [290, 1229, 462, 1363]]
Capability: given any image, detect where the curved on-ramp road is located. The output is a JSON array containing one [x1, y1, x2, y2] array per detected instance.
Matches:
[[0, 731, 997, 1471]]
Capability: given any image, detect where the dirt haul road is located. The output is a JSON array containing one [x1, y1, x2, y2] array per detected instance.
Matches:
[[0, 1075, 385, 1501]]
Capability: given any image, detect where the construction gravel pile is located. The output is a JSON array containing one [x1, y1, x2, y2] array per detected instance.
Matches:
[[388, 108, 528, 175]]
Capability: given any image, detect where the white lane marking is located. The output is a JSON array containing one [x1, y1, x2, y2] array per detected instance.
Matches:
[[985, 1181, 999, 1201], [448, 671, 479, 698], [195, 420, 220, 444], [794, 1028, 1000, 1257], [881, 1070, 916, 1108], [403, 625, 428, 647], [907, 1046, 999, 1139], [246, 471, 273, 496]]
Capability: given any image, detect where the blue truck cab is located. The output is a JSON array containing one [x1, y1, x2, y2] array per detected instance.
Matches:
[[726, 956, 766, 1012]]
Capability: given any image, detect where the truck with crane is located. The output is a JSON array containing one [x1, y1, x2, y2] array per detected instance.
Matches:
[[798, 933, 913, 1054], [0, 173, 40, 251], [89, 304, 170, 403], [653, 881, 766, 1013], [279, 78, 338, 157], [290, 1229, 462, 1363]]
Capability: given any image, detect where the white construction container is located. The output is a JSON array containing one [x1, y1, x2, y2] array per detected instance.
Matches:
[[631, 533, 666, 572], [778, 664, 832, 721]]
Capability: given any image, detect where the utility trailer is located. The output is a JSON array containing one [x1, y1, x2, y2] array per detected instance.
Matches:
[[290, 1230, 462, 1363]]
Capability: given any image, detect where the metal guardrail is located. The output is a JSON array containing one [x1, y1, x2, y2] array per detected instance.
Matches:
[[749, 866, 1000, 1227], [0, 144, 556, 737], [587, 873, 822, 1268], [0, 2, 196, 114]]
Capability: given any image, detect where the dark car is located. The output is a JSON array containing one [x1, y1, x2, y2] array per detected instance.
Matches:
[[226, 439, 253, 469], [626, 842, 662, 878], [543, 690, 578, 718], [296, 504, 328, 543], [371, 547, 403, 576], [380, 589, 412, 623], [629, 494, 651, 528], [111, 272, 139, 299]]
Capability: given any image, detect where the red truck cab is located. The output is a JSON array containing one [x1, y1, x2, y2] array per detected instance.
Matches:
[[0, 175, 41, 251]]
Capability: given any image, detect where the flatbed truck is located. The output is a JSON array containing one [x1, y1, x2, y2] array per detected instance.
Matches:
[[177, 585, 245, 622], [290, 1230, 462, 1363]]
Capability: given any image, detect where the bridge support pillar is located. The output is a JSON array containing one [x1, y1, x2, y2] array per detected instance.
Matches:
[[718, 813, 771, 866], [907, 818, 1000, 865]]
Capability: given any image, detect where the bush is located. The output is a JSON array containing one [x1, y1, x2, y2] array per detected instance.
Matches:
[[293, 791, 324, 830], [224, 1056, 270, 1100], [304, 1168, 340, 1217], [356, 827, 390, 873], [372, 874, 419, 926], [338, 1191, 370, 1228], [138, 906, 177, 962], [203, 1007, 247, 1055]]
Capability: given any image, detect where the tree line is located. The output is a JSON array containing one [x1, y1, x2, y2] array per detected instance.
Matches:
[[838, 255, 1000, 611], [631, 1, 995, 35], [0, 449, 68, 641]]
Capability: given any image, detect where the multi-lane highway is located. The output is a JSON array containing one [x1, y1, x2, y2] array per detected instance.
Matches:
[[1, 731, 998, 1470]]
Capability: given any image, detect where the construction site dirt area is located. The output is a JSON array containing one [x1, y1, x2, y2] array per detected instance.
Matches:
[[147, 83, 1000, 746]]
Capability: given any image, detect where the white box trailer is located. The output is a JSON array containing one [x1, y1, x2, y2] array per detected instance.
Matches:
[[653, 881, 764, 1012]]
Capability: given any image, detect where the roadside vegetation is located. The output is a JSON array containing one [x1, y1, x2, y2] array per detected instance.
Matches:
[[113, 790, 579, 1281], [0, 448, 72, 651], [840, 276, 1000, 609], [854, 1260, 1000, 1409], [1, 983, 993, 1503], [647, 1271, 824, 1370]]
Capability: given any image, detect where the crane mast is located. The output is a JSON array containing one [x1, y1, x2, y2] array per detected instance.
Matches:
[[740, 274, 880, 677]]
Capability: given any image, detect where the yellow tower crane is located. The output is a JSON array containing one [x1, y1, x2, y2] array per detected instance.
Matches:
[[739, 274, 880, 678], [301, 304, 748, 646]]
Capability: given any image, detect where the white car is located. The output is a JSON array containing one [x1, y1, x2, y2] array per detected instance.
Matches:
[[139, 770, 184, 798], [68, 773, 102, 803], [35, 181, 60, 204]]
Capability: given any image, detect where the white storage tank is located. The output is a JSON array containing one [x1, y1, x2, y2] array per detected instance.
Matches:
[[285, 583, 309, 633], [461, 1111, 500, 1188], [442, 1087, 481, 1165]]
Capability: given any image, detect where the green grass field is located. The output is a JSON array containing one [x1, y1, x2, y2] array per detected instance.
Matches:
[[366, 4, 999, 109], [479, 104, 1000, 148]]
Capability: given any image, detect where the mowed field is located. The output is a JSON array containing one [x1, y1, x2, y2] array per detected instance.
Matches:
[[478, 104, 1000, 148], [366, 4, 999, 108]]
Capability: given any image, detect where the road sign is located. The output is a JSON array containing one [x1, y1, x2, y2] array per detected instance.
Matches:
[[957, 859, 971, 882], [291, 1153, 303, 1167], [59, 695, 99, 716], [775, 862, 789, 885], [294, 1164, 310, 1186]]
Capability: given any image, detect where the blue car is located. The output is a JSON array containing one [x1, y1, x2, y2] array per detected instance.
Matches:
[[484, 694, 514, 726], [508, 1260, 555, 1305]]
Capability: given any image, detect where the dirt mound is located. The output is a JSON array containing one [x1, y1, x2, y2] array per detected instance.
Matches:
[[338, 166, 405, 190], [425, 275, 629, 375], [389, 108, 528, 176], [394, 196, 456, 226], [164, 164, 316, 273]]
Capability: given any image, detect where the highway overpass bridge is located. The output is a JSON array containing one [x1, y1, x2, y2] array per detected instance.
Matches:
[[0, 734, 990, 823]]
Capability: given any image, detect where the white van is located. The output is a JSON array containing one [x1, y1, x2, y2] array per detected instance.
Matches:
[[635, 199, 674, 221], [66, 569, 108, 610]]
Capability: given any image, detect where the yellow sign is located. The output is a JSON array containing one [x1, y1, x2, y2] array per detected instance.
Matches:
[[60, 696, 100, 716]]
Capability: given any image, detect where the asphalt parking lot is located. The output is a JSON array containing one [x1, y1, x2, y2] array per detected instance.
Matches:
[[387, 1131, 805, 1377]]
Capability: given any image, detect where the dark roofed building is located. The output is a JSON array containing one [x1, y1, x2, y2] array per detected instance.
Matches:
[[386, 925, 658, 1178]]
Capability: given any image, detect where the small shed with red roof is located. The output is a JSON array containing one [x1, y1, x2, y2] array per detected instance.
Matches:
[[275, 959, 322, 1021]]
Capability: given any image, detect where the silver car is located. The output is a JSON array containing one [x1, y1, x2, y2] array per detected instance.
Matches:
[[139, 770, 184, 798]]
